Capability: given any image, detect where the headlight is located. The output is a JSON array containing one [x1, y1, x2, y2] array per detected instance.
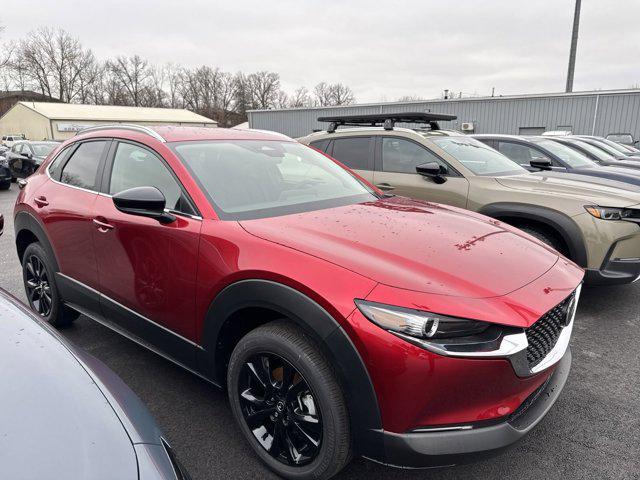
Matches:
[[584, 205, 639, 221], [355, 300, 489, 339]]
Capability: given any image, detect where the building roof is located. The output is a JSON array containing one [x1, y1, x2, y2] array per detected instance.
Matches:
[[248, 88, 640, 113], [17, 102, 216, 124]]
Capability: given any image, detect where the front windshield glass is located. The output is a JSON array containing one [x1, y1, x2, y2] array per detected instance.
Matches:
[[432, 136, 527, 176], [172, 140, 378, 220], [570, 140, 616, 161], [597, 138, 636, 155], [531, 139, 596, 168], [31, 143, 56, 156], [585, 139, 626, 156]]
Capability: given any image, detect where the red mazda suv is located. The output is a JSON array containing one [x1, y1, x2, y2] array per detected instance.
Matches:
[[14, 125, 583, 479]]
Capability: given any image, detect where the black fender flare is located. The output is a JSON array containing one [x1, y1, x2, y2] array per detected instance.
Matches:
[[14, 210, 60, 271], [479, 203, 588, 267], [200, 279, 385, 460]]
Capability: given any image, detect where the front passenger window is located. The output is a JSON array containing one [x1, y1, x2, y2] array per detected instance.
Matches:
[[497, 142, 551, 166], [382, 137, 448, 174], [109, 142, 195, 215]]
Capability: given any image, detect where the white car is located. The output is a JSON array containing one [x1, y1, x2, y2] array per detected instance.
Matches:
[[1, 134, 26, 147]]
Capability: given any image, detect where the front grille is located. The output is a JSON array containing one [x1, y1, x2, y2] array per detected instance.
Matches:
[[525, 293, 574, 368]]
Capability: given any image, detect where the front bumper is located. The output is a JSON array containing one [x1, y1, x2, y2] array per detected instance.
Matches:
[[369, 348, 571, 469]]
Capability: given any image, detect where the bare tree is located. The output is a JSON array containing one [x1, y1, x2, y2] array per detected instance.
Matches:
[[0, 23, 13, 73], [397, 95, 424, 102], [11, 28, 96, 101], [313, 82, 333, 107], [163, 63, 184, 109], [107, 55, 151, 106], [314, 82, 355, 106], [330, 83, 355, 105], [289, 86, 312, 108], [246, 71, 281, 109]]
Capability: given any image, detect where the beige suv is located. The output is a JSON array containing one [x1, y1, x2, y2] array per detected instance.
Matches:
[[298, 113, 640, 285]]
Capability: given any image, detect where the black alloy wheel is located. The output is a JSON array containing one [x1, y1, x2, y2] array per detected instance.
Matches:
[[238, 352, 322, 466], [25, 254, 52, 317]]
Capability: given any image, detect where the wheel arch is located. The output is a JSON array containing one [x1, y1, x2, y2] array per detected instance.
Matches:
[[479, 203, 588, 267], [200, 279, 385, 461], [14, 210, 60, 271]]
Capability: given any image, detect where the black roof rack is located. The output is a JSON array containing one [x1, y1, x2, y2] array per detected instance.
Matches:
[[317, 112, 457, 133]]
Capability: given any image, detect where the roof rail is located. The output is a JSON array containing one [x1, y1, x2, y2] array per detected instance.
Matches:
[[317, 112, 457, 133], [75, 124, 166, 143]]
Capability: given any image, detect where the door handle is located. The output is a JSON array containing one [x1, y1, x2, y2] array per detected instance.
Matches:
[[93, 218, 114, 232], [34, 196, 48, 207], [375, 183, 395, 192]]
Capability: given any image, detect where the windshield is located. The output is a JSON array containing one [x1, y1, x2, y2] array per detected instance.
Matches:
[[432, 136, 527, 176], [570, 140, 616, 161], [583, 138, 627, 156], [596, 137, 637, 155], [531, 138, 596, 168], [31, 143, 56, 156], [172, 140, 378, 220]]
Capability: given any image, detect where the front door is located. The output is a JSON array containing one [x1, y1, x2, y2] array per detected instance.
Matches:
[[92, 141, 202, 346], [373, 136, 469, 208]]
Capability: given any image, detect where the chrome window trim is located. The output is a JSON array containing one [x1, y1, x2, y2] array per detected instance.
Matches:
[[45, 150, 203, 222]]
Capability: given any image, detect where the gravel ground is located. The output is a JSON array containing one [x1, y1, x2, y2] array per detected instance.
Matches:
[[0, 186, 638, 480]]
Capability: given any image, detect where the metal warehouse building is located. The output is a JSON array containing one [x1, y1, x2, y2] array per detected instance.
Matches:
[[248, 89, 640, 140], [0, 102, 217, 141]]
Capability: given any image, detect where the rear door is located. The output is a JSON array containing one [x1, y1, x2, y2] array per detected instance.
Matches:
[[373, 136, 469, 207], [325, 136, 375, 184], [38, 140, 109, 297]]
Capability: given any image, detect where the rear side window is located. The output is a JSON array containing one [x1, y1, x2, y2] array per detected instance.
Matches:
[[60, 141, 106, 190], [309, 139, 330, 153], [330, 137, 372, 170]]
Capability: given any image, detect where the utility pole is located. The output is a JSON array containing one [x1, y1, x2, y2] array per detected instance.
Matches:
[[566, 0, 581, 92]]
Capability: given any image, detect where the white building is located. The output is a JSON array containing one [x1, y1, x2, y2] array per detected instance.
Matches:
[[0, 102, 217, 141]]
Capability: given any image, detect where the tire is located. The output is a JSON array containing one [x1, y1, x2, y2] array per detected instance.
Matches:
[[21, 242, 80, 327], [519, 225, 566, 254], [228, 321, 352, 480], [0, 179, 9, 190]]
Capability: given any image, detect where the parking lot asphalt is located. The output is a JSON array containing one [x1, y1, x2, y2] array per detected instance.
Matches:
[[0, 186, 639, 480]]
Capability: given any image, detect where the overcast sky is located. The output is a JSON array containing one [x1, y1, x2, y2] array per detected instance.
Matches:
[[2, 0, 639, 103]]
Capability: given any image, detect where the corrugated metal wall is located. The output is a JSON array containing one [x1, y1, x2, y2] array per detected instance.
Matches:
[[248, 90, 640, 140]]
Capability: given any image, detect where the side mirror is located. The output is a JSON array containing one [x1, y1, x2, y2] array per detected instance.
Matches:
[[416, 162, 448, 184], [112, 186, 176, 224], [26, 152, 33, 159], [530, 158, 552, 170]]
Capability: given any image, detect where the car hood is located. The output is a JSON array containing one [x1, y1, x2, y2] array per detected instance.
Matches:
[[0, 295, 138, 480], [497, 173, 640, 207], [240, 196, 561, 298]]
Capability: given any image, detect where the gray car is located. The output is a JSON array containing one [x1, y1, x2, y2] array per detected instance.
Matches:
[[0, 288, 190, 480]]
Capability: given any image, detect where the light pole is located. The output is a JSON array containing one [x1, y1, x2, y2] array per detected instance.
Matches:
[[566, 0, 582, 92]]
